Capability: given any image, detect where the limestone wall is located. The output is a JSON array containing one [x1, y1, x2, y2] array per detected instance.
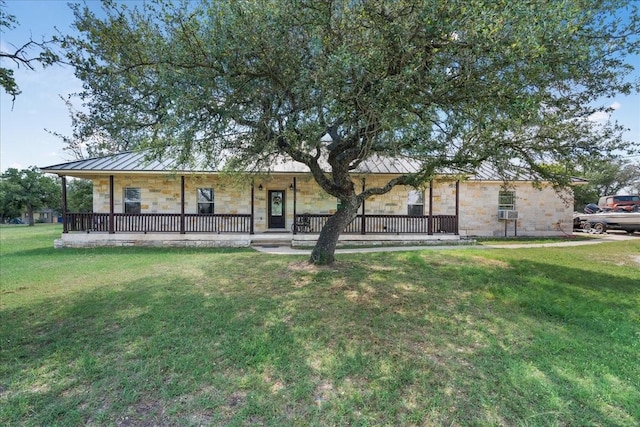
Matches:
[[89, 173, 573, 236], [93, 174, 252, 215], [458, 181, 573, 237]]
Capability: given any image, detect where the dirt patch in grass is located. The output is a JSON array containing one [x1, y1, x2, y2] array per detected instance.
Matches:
[[287, 259, 355, 273], [466, 255, 512, 269], [286, 260, 352, 287]]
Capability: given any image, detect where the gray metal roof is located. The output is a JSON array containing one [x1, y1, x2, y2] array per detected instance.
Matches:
[[41, 151, 423, 176], [41, 151, 185, 173], [42, 150, 578, 182], [464, 163, 537, 181]]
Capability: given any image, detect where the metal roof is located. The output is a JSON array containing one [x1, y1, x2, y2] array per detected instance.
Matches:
[[41, 151, 423, 176], [42, 150, 578, 182], [41, 152, 184, 173]]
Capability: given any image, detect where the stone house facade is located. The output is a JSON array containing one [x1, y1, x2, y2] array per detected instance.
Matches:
[[42, 152, 575, 247]]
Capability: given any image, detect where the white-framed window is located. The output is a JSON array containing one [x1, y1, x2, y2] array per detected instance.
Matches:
[[197, 188, 214, 214], [498, 191, 515, 210], [408, 190, 424, 216], [124, 188, 141, 214]]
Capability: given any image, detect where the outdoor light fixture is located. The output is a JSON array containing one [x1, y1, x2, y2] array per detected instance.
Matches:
[[258, 184, 263, 191], [289, 183, 294, 190]]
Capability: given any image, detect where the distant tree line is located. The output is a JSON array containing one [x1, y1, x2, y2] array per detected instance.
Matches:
[[571, 158, 640, 212], [0, 167, 92, 225]]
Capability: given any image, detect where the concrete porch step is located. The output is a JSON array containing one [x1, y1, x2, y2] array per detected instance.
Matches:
[[250, 233, 294, 247]]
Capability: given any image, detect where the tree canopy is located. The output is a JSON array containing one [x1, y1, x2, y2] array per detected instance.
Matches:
[[67, 178, 93, 213], [0, 167, 61, 226], [61, 0, 640, 263], [572, 158, 640, 211]]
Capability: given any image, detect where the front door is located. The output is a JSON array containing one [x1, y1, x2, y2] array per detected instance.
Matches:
[[268, 190, 286, 229]]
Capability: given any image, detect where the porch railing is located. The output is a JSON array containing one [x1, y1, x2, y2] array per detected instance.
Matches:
[[296, 214, 458, 235], [64, 213, 251, 233], [64, 212, 457, 235]]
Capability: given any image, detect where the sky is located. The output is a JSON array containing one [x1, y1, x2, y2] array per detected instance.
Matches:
[[1, 0, 639, 173]]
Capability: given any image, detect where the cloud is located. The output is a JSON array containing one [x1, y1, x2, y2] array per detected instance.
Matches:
[[587, 101, 624, 122], [588, 111, 609, 122]]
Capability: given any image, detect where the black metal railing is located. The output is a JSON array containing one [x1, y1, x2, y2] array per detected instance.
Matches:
[[183, 214, 252, 233], [294, 214, 458, 234], [64, 213, 251, 233], [65, 213, 110, 232], [64, 212, 456, 235]]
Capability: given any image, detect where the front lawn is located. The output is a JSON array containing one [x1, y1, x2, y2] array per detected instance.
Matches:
[[1, 225, 638, 426]]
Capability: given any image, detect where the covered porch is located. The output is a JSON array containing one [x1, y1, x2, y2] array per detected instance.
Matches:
[[56, 211, 460, 248], [44, 151, 461, 248], [55, 174, 459, 248], [54, 226, 461, 250]]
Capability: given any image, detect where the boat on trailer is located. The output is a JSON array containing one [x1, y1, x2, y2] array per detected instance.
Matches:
[[577, 208, 640, 234]]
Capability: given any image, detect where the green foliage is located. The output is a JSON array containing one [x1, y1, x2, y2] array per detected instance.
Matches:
[[0, 167, 61, 225], [60, 0, 640, 261], [67, 178, 93, 212], [572, 158, 640, 210], [0, 183, 22, 221]]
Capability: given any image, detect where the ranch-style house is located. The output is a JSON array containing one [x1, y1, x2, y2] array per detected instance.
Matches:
[[42, 151, 576, 248]]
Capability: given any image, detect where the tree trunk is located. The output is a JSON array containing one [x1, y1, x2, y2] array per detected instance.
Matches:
[[310, 204, 358, 265], [27, 206, 35, 226]]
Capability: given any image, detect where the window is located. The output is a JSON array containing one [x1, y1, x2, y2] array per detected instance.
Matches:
[[616, 196, 639, 202], [498, 191, 515, 210], [124, 188, 141, 214], [407, 190, 424, 216], [197, 188, 214, 214]]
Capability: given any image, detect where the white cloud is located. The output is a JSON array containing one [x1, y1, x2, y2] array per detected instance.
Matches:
[[588, 101, 627, 122], [588, 111, 609, 122]]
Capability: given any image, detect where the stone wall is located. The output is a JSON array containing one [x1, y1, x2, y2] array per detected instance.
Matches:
[[458, 181, 573, 237], [89, 173, 573, 236], [93, 174, 252, 215]]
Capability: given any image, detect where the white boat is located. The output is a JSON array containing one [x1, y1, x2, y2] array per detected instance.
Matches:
[[577, 211, 640, 234]]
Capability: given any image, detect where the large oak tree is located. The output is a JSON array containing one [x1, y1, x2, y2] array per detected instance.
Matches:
[[61, 0, 639, 263]]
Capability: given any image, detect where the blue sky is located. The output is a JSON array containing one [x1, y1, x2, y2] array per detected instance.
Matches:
[[1, 0, 639, 172]]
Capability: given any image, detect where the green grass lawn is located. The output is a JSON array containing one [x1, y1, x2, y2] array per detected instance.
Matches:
[[1, 225, 639, 426]]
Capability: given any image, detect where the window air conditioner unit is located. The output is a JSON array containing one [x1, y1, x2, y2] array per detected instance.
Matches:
[[498, 210, 519, 220]]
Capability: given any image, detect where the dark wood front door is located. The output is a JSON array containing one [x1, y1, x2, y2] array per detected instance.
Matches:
[[268, 190, 286, 229]]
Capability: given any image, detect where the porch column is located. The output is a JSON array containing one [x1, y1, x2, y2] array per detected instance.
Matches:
[[109, 175, 115, 234], [250, 181, 255, 235], [361, 178, 366, 234], [428, 179, 433, 235], [292, 177, 297, 235], [455, 179, 460, 235], [61, 175, 68, 233], [180, 175, 185, 234]]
